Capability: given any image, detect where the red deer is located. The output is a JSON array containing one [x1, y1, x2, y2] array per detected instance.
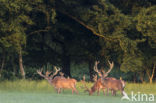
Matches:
[[37, 66, 78, 94], [94, 60, 126, 96], [82, 75, 116, 96], [82, 75, 106, 96]]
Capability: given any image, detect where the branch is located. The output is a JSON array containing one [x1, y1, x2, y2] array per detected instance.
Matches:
[[151, 64, 156, 79], [27, 29, 49, 36], [57, 10, 111, 40], [27, 26, 52, 37], [146, 68, 151, 79]]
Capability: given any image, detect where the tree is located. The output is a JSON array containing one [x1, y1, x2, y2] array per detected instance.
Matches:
[[0, 0, 155, 81], [109, 0, 155, 15], [0, 0, 42, 79], [135, 6, 156, 83], [136, 6, 156, 48]]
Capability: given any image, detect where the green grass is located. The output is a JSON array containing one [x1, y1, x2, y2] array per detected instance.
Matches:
[[0, 80, 156, 103], [0, 92, 125, 103]]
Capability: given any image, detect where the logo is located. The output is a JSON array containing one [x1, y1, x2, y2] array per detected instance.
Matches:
[[121, 91, 130, 101], [121, 91, 155, 102]]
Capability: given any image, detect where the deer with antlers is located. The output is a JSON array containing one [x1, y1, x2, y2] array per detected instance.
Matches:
[[94, 60, 126, 96], [37, 66, 78, 94], [82, 75, 116, 96]]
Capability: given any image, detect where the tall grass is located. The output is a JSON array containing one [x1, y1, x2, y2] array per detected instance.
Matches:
[[0, 80, 156, 95], [0, 80, 53, 93], [125, 82, 156, 95]]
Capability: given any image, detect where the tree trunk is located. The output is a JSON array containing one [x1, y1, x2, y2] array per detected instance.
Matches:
[[62, 55, 71, 77], [146, 64, 155, 84], [88, 60, 94, 81], [19, 49, 25, 79], [133, 73, 137, 83], [11, 55, 16, 77], [0, 52, 5, 72], [149, 78, 153, 84], [0, 50, 5, 77], [62, 44, 71, 77], [140, 75, 144, 83], [139, 72, 144, 83]]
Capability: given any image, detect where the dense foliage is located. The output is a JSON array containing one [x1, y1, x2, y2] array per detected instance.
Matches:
[[0, 0, 155, 83]]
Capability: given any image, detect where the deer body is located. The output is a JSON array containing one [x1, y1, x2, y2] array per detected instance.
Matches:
[[83, 76, 117, 96], [89, 78, 105, 95], [102, 78, 125, 95], [83, 75, 106, 96], [93, 60, 126, 96], [55, 78, 78, 94], [37, 67, 78, 94]]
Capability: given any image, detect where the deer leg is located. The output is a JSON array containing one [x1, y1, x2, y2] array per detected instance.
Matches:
[[97, 89, 100, 96], [112, 90, 116, 96], [54, 87, 57, 92], [121, 90, 124, 96], [111, 89, 114, 96], [75, 89, 79, 94], [73, 84, 78, 94], [59, 88, 61, 93], [61, 88, 64, 93], [59, 88, 61, 94], [71, 86, 75, 94], [75, 88, 79, 94], [56, 89, 59, 94], [73, 88, 78, 94], [114, 90, 116, 96], [103, 89, 105, 96], [107, 88, 109, 96], [72, 89, 74, 94], [57, 88, 60, 94]]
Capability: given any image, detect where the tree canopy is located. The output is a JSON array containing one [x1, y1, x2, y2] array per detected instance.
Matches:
[[0, 0, 155, 82]]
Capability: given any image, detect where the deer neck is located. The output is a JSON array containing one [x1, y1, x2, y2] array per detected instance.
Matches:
[[90, 82, 98, 94], [101, 77, 109, 85], [91, 86, 97, 93], [46, 78, 53, 85]]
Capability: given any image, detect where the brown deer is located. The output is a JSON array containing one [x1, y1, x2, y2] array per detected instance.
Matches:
[[82, 75, 106, 96], [82, 75, 116, 96], [59, 71, 77, 91], [94, 60, 126, 96], [37, 66, 78, 94]]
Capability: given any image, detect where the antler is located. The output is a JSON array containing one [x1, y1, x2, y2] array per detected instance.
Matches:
[[104, 60, 114, 77], [93, 74, 97, 82], [83, 75, 85, 81], [37, 68, 46, 78], [94, 60, 114, 78], [49, 66, 60, 78], [37, 66, 61, 79], [94, 61, 102, 77], [82, 75, 90, 92]]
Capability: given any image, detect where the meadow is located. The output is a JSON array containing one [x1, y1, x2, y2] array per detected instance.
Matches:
[[0, 80, 156, 103]]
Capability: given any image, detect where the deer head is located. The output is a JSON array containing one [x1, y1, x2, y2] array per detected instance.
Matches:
[[59, 72, 64, 77]]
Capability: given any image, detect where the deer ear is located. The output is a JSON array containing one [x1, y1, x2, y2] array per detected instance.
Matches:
[[104, 74, 108, 78]]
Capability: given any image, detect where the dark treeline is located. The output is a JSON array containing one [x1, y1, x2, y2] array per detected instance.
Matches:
[[0, 0, 155, 83]]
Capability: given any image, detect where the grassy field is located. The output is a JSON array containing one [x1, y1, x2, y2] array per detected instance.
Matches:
[[0, 80, 155, 103]]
